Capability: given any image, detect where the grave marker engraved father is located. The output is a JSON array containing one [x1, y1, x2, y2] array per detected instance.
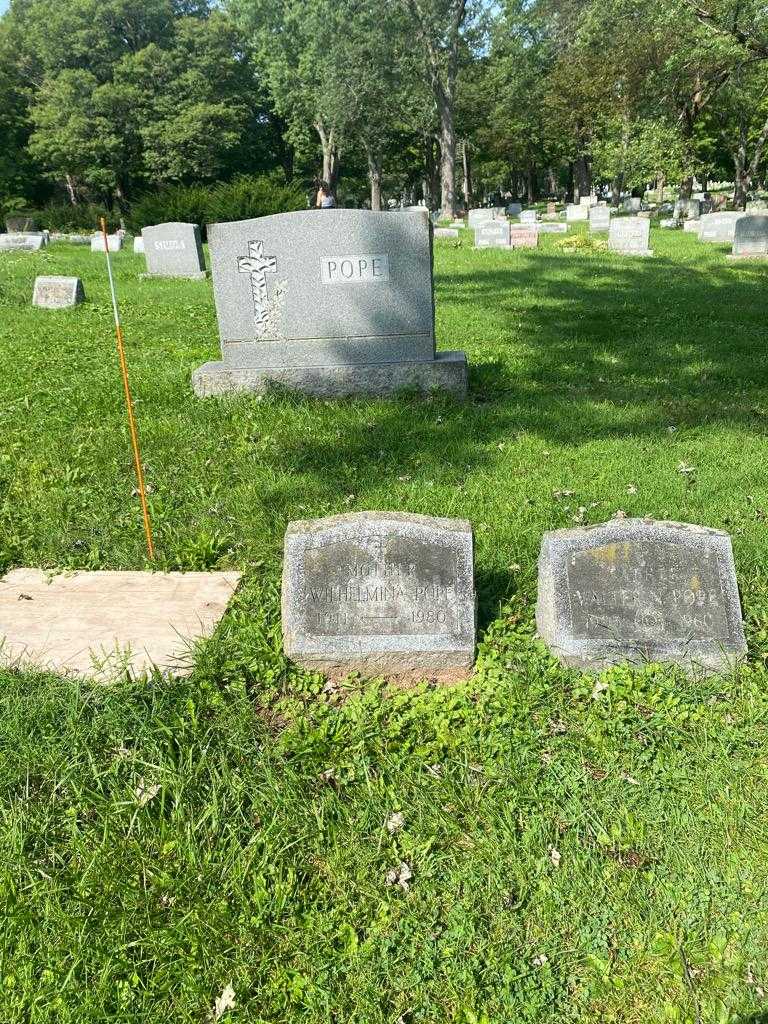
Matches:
[[536, 519, 746, 674], [282, 512, 476, 681], [193, 209, 468, 398], [142, 222, 206, 278]]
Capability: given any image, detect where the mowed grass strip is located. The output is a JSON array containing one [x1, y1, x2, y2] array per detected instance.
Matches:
[[1, 225, 767, 1022]]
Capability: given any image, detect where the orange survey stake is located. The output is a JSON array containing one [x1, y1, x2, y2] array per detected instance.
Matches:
[[99, 217, 155, 560]]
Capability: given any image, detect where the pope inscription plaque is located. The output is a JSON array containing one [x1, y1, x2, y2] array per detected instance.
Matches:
[[537, 519, 746, 674], [282, 511, 475, 681]]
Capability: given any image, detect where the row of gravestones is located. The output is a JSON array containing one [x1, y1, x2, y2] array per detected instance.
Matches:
[[471, 207, 653, 256], [283, 511, 747, 681], [23, 210, 470, 400]]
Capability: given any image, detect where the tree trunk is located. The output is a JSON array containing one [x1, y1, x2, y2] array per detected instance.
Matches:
[[526, 162, 536, 203], [462, 139, 472, 211], [316, 121, 340, 193], [657, 173, 665, 205], [367, 150, 382, 211], [65, 174, 77, 205], [573, 155, 591, 200], [436, 88, 456, 218]]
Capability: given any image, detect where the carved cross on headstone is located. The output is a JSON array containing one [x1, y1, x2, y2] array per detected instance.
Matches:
[[237, 240, 277, 332]]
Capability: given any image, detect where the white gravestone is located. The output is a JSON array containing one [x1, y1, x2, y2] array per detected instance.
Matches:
[[588, 205, 611, 233], [608, 216, 652, 256], [0, 233, 46, 251], [91, 234, 123, 252], [32, 276, 85, 309], [475, 221, 511, 248], [566, 204, 588, 223], [730, 215, 768, 258]]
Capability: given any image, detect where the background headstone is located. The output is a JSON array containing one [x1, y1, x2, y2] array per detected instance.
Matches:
[[475, 220, 511, 248], [520, 209, 538, 223], [142, 222, 206, 278], [5, 215, 37, 232], [731, 215, 768, 257], [468, 207, 503, 228], [193, 209, 468, 398], [509, 227, 538, 248], [434, 227, 459, 238], [32, 276, 85, 309], [536, 518, 746, 674], [282, 511, 476, 681], [0, 233, 45, 251], [506, 202, 522, 216], [566, 204, 588, 222], [133, 236, 145, 254], [588, 205, 611, 232], [537, 222, 568, 233], [608, 216, 652, 256], [698, 212, 746, 243], [91, 234, 122, 252], [683, 219, 701, 233]]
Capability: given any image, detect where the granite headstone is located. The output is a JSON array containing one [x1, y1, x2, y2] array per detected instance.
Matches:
[[698, 212, 745, 243], [608, 216, 652, 256], [588, 205, 611, 232], [91, 234, 122, 252], [520, 209, 538, 224], [475, 220, 511, 248], [0, 233, 46, 251], [282, 511, 476, 681], [142, 222, 206, 278], [536, 518, 746, 674], [566, 204, 588, 223], [32, 276, 85, 309], [730, 215, 768, 258], [509, 227, 538, 248], [193, 210, 468, 398]]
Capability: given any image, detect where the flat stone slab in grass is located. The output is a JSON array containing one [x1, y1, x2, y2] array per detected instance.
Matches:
[[536, 519, 746, 675], [142, 221, 206, 278], [433, 227, 459, 238], [683, 220, 701, 233], [32, 276, 84, 309], [730, 215, 768, 258], [537, 222, 568, 233], [608, 216, 652, 256], [282, 511, 476, 682], [0, 569, 241, 680]]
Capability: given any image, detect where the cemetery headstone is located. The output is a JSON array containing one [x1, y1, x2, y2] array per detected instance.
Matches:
[[506, 202, 522, 216], [588, 205, 611, 233], [660, 218, 679, 229], [468, 207, 503, 228], [579, 195, 597, 207], [50, 233, 91, 245], [434, 227, 459, 239], [536, 518, 747, 675], [683, 219, 701, 234], [509, 227, 538, 248], [6, 215, 37, 232], [91, 234, 122, 252], [0, 233, 45, 251], [566, 204, 588, 222], [475, 220, 511, 248], [142, 222, 206, 278], [520, 209, 538, 223], [546, 202, 558, 216], [32, 276, 85, 309], [192, 209, 468, 398], [282, 511, 476, 681], [623, 198, 642, 213], [537, 222, 568, 234], [133, 236, 145, 254], [608, 216, 652, 256], [730, 215, 768, 258], [698, 211, 747, 243]]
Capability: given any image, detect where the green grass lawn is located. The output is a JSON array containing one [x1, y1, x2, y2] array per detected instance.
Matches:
[[1, 225, 768, 1023]]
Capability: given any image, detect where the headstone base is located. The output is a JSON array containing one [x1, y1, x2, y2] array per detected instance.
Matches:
[[140, 270, 208, 280], [192, 350, 468, 399], [726, 253, 768, 261], [612, 248, 653, 257]]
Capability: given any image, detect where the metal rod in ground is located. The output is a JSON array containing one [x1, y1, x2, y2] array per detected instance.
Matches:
[[100, 217, 155, 561]]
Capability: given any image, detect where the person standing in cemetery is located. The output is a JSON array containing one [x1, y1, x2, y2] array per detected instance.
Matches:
[[316, 181, 336, 209]]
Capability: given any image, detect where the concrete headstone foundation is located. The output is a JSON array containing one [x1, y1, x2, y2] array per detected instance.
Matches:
[[282, 511, 476, 682], [0, 569, 241, 680], [536, 519, 746, 675], [193, 209, 468, 399], [142, 221, 206, 278], [32, 276, 85, 309]]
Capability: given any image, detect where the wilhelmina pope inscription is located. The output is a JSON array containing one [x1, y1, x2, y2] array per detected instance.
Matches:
[[536, 519, 746, 674], [282, 511, 476, 681]]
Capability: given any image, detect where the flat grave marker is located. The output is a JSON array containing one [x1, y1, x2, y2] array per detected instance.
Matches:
[[32, 276, 85, 309], [282, 511, 476, 682], [536, 519, 747, 675], [434, 227, 459, 239], [0, 233, 45, 252]]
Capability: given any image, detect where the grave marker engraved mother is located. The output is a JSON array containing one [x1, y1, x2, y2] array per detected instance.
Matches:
[[282, 511, 476, 681], [537, 519, 746, 674]]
